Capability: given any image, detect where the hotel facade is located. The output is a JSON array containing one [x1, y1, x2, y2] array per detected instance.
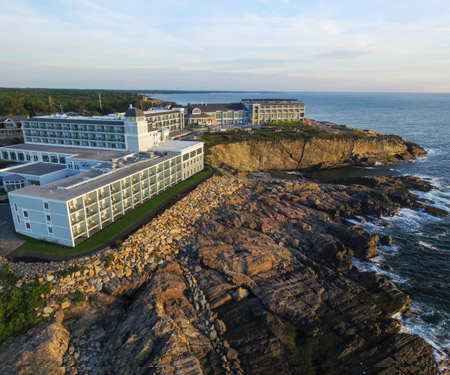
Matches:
[[241, 99, 305, 125], [1, 106, 203, 247]]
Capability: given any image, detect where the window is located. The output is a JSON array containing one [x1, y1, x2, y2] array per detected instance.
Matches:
[[23, 210, 28, 218], [44, 202, 49, 210], [51, 155, 58, 163], [2, 152, 8, 159], [18, 153, 24, 161], [42, 155, 49, 162], [14, 203, 18, 211], [48, 227, 53, 234], [10, 153, 17, 160], [33, 155, 39, 162], [59, 157, 66, 164], [26, 154, 31, 161], [46, 214, 51, 222], [16, 215, 20, 224], [26, 222, 30, 230], [192, 108, 201, 115]]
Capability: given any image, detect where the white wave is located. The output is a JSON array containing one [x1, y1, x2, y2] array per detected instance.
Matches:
[[374, 162, 385, 166], [383, 208, 440, 231], [399, 301, 450, 360], [351, 257, 407, 284], [355, 166, 376, 169], [286, 171, 302, 176], [418, 241, 440, 252]]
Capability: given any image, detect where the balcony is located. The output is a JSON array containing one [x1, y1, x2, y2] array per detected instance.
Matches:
[[86, 209, 97, 218], [71, 217, 84, 225], [69, 205, 82, 213], [88, 221, 98, 230]]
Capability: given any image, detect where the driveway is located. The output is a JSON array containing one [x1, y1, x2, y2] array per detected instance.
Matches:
[[0, 204, 24, 256]]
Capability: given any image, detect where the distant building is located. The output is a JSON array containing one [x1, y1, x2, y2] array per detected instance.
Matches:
[[0, 115, 27, 142], [241, 99, 305, 125], [185, 103, 249, 127]]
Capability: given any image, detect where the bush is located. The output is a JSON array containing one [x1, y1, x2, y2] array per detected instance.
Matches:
[[71, 290, 85, 304], [104, 254, 115, 268], [0, 264, 19, 285], [0, 280, 52, 344], [115, 240, 123, 249], [215, 171, 224, 177], [54, 266, 87, 278]]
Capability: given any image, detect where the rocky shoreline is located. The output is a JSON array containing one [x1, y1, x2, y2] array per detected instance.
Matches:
[[0, 171, 448, 374]]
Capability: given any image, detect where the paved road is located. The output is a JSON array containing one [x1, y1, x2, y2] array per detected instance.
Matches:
[[0, 204, 24, 256]]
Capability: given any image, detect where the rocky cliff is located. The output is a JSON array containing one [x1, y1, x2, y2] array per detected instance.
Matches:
[[207, 135, 426, 171]]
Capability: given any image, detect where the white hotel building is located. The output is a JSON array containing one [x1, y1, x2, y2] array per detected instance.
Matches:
[[0, 106, 203, 247]]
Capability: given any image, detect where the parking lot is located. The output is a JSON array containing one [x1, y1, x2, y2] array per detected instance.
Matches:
[[0, 204, 24, 255]]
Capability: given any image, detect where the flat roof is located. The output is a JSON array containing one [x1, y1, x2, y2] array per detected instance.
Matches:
[[2, 144, 132, 161], [27, 115, 124, 125], [152, 140, 203, 153], [10, 154, 176, 201], [1, 162, 66, 176]]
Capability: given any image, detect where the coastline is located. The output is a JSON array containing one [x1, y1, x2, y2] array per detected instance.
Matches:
[[1, 165, 448, 373]]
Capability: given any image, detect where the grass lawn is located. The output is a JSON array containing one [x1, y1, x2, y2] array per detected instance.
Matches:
[[12, 167, 212, 257]]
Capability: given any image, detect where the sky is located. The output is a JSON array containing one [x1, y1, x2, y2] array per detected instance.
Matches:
[[1, 0, 450, 92]]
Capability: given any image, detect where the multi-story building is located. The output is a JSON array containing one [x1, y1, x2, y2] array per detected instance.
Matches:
[[185, 103, 248, 127], [20, 106, 184, 151], [241, 99, 305, 125], [1, 106, 203, 248], [9, 140, 202, 247]]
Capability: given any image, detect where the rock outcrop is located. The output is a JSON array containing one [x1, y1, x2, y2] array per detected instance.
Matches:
[[1, 173, 447, 375], [207, 135, 426, 171], [0, 312, 69, 375]]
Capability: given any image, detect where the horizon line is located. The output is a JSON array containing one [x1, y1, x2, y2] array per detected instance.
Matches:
[[1, 87, 449, 95]]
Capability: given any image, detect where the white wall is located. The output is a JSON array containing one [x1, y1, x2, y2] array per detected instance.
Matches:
[[9, 194, 73, 246]]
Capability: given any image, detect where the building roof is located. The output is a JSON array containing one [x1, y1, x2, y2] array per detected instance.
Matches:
[[2, 144, 132, 161], [0, 116, 28, 123], [125, 106, 145, 118], [144, 109, 180, 118], [26, 115, 124, 125], [9, 154, 176, 201], [3, 173, 25, 182], [241, 99, 304, 105], [152, 140, 203, 154], [187, 103, 246, 114], [1, 162, 66, 177]]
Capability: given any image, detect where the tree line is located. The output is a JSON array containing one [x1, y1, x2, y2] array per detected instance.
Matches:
[[0, 88, 151, 117]]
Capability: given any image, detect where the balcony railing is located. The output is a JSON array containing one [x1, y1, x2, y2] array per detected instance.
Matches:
[[69, 205, 82, 213]]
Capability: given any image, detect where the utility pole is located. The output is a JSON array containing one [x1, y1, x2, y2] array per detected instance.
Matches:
[[99, 93, 103, 111], [49, 96, 52, 107]]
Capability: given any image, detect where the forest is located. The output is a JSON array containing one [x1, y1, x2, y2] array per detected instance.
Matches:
[[0, 88, 150, 117]]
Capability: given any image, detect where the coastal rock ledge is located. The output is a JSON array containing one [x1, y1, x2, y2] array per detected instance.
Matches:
[[0, 174, 447, 375], [207, 135, 426, 171]]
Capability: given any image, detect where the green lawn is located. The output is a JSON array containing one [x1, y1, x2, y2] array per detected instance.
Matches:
[[12, 167, 212, 257]]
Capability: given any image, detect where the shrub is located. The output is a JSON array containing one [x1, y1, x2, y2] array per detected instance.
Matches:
[[54, 266, 87, 278], [215, 171, 224, 177], [0, 280, 52, 344], [71, 290, 85, 304], [104, 254, 115, 268], [0, 264, 19, 285]]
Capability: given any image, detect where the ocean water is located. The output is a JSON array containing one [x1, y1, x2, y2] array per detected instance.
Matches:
[[152, 91, 450, 359]]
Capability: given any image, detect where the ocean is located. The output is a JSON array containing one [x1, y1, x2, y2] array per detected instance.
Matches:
[[150, 92, 450, 359]]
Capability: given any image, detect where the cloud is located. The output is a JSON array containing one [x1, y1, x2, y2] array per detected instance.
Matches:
[[312, 50, 370, 60]]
